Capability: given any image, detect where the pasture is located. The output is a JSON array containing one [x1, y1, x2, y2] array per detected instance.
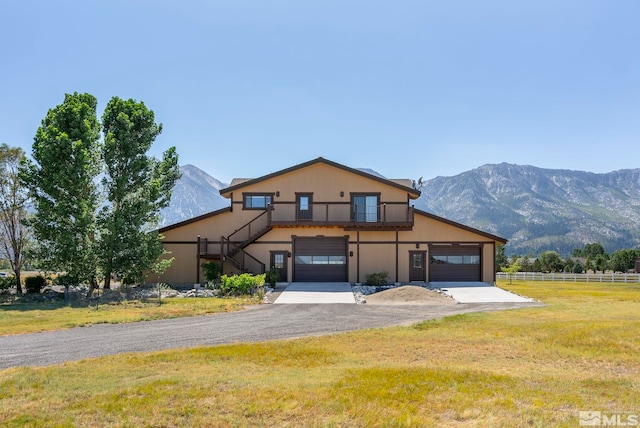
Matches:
[[0, 280, 638, 427]]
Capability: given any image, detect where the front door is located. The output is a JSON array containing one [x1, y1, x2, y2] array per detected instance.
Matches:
[[297, 193, 313, 221], [270, 251, 288, 283], [409, 251, 426, 281]]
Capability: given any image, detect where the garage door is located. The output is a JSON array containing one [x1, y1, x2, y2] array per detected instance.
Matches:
[[429, 245, 481, 281], [293, 237, 348, 282]]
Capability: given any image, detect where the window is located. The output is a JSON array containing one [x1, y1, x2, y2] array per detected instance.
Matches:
[[273, 253, 285, 269], [352, 194, 379, 222], [430, 255, 480, 265], [244, 194, 272, 209], [297, 193, 313, 220], [295, 255, 346, 265], [299, 196, 309, 211]]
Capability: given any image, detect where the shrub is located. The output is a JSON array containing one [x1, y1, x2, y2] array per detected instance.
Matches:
[[265, 268, 279, 287], [220, 273, 265, 296], [0, 276, 14, 292], [54, 274, 79, 288], [365, 271, 390, 286], [201, 261, 222, 284], [25, 275, 47, 294]]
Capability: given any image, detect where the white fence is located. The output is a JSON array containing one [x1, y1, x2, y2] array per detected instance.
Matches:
[[496, 272, 640, 283]]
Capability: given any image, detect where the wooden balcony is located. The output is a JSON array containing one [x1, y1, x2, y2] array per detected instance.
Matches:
[[267, 203, 414, 230]]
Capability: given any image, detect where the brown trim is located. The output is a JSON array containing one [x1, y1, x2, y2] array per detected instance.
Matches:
[[242, 192, 275, 210], [219, 157, 421, 198], [356, 230, 360, 283]]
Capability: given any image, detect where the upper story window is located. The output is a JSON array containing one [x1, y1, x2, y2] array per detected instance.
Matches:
[[243, 194, 273, 210], [351, 194, 379, 222]]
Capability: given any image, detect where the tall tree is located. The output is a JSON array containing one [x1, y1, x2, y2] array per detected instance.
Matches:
[[0, 144, 30, 293], [594, 254, 608, 273], [582, 243, 607, 259], [609, 249, 640, 273], [538, 251, 561, 273], [20, 93, 102, 291], [495, 245, 508, 271], [98, 97, 180, 288]]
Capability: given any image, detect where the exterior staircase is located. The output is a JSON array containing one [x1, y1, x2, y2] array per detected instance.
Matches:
[[218, 210, 271, 274]]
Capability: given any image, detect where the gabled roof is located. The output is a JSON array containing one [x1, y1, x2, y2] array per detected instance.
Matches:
[[219, 157, 422, 198], [414, 208, 508, 244], [159, 206, 231, 233]]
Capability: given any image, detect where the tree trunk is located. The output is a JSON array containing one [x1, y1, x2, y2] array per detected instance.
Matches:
[[14, 270, 22, 294], [15, 271, 22, 294], [104, 273, 111, 290], [11, 255, 22, 294]]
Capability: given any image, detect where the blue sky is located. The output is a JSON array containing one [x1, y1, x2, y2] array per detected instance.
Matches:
[[1, 1, 638, 184]]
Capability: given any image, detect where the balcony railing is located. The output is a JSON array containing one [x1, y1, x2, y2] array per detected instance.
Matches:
[[267, 203, 414, 229]]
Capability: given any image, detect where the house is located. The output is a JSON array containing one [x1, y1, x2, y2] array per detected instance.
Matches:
[[156, 157, 507, 285]]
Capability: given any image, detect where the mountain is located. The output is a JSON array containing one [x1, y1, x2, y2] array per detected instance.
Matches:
[[159, 165, 229, 227], [416, 163, 640, 255], [160, 163, 640, 256]]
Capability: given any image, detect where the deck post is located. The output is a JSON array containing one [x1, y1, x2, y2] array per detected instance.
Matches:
[[196, 235, 201, 284]]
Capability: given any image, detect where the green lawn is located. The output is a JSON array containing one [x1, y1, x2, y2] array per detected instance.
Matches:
[[0, 281, 638, 427]]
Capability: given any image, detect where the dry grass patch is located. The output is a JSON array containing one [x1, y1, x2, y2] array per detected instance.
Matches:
[[0, 297, 255, 336], [0, 280, 639, 426]]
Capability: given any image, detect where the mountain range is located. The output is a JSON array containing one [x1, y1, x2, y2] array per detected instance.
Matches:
[[160, 163, 640, 256]]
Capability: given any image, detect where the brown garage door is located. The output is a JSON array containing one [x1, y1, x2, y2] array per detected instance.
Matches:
[[429, 245, 481, 281], [293, 237, 348, 282]]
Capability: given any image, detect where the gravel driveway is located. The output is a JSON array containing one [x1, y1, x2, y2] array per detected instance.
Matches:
[[0, 302, 539, 369]]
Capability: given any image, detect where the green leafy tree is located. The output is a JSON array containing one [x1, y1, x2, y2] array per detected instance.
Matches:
[[572, 261, 584, 274], [518, 256, 532, 272], [609, 249, 640, 273], [500, 259, 521, 284], [594, 254, 608, 273], [20, 93, 102, 293], [585, 256, 595, 273], [21, 93, 180, 294], [0, 144, 30, 293], [538, 251, 561, 273], [583, 243, 607, 259], [562, 258, 575, 273], [531, 258, 543, 272], [98, 97, 180, 288], [495, 245, 508, 271]]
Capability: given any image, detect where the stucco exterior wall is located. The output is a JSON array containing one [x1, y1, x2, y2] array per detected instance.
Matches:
[[223, 163, 414, 205], [153, 159, 504, 285]]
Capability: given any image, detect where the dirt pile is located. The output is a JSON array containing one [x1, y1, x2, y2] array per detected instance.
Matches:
[[364, 285, 457, 306]]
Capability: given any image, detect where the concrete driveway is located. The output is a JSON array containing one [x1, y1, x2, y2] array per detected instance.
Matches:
[[274, 282, 356, 304], [431, 282, 534, 303]]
